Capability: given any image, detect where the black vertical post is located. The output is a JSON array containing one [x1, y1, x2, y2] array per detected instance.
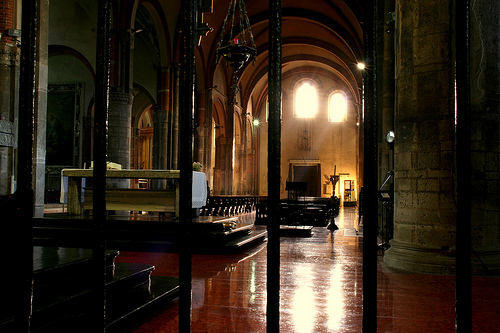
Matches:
[[14, 0, 38, 331], [455, 1, 472, 332], [179, 0, 195, 332], [93, 0, 111, 331], [267, 0, 281, 332], [362, 0, 378, 331]]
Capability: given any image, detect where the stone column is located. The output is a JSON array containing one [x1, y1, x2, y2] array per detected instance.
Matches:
[[468, 0, 500, 273], [33, 0, 49, 216], [153, 66, 171, 174], [223, 104, 235, 195], [213, 135, 227, 194], [203, 89, 214, 187], [212, 103, 233, 195], [153, 108, 168, 169], [243, 116, 251, 195], [194, 90, 207, 168], [106, 26, 134, 189], [378, 0, 395, 179], [246, 118, 257, 195], [170, 65, 180, 170], [152, 107, 168, 189], [0, 40, 19, 195], [108, 91, 132, 187], [384, 0, 456, 274]]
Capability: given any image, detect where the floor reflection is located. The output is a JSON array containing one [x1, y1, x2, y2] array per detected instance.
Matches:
[[120, 207, 499, 333]]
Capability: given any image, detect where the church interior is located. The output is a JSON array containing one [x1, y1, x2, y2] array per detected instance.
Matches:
[[0, 0, 499, 331]]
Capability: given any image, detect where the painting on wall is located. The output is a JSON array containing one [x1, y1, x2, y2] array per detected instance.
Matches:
[[45, 83, 82, 202], [46, 83, 81, 167]]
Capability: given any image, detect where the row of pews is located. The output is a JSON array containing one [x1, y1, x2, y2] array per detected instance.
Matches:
[[255, 196, 340, 227], [197, 194, 341, 228], [199, 195, 264, 217]]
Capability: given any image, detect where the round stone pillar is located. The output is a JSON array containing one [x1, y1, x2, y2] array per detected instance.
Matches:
[[0, 43, 18, 195], [384, 0, 457, 274], [153, 108, 168, 169], [152, 108, 168, 189], [194, 90, 208, 168], [468, 0, 500, 274], [108, 91, 132, 187]]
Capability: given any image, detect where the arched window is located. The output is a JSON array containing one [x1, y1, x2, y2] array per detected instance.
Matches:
[[294, 81, 318, 118], [328, 91, 347, 122]]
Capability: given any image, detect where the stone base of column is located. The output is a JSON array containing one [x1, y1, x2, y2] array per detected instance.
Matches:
[[472, 250, 500, 275], [383, 240, 456, 275], [384, 240, 500, 275]]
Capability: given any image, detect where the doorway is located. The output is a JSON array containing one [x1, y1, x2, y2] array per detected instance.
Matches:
[[291, 163, 321, 197]]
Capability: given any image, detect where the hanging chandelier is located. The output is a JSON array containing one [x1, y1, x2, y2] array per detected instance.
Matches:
[[216, 0, 257, 89]]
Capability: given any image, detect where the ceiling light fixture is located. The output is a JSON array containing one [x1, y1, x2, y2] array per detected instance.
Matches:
[[216, 0, 257, 93]]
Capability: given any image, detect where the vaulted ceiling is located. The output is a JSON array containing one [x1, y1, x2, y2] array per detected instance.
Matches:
[[197, 0, 365, 114]]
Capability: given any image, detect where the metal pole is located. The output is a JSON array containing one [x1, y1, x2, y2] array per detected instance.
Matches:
[[179, 0, 195, 331], [267, 0, 281, 331], [362, 0, 378, 331], [455, 1, 472, 331], [93, 0, 111, 331], [13, 0, 38, 331]]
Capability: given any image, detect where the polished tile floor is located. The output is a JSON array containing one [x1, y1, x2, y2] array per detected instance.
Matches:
[[114, 207, 500, 332]]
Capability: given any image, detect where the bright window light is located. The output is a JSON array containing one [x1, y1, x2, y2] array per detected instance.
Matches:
[[294, 82, 318, 118], [329, 91, 347, 122]]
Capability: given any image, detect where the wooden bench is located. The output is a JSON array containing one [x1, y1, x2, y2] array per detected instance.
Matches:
[[61, 169, 183, 215], [256, 196, 340, 226]]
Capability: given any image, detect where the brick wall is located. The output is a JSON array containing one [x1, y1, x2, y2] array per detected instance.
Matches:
[[0, 0, 15, 44]]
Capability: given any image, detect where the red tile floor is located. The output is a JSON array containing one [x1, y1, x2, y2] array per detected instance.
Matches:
[[114, 207, 500, 332]]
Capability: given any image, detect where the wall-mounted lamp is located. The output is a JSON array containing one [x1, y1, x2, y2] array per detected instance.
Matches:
[[386, 130, 395, 143], [387, 12, 396, 24], [385, 12, 396, 33], [357, 62, 366, 70], [252, 118, 260, 127]]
